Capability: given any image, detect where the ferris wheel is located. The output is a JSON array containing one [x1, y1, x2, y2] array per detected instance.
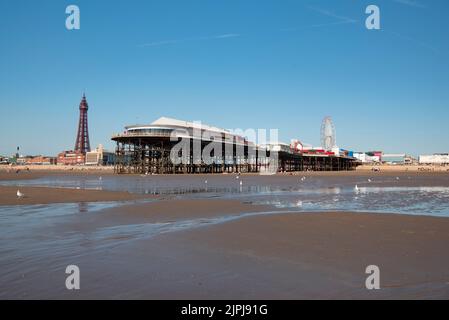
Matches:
[[320, 116, 336, 151]]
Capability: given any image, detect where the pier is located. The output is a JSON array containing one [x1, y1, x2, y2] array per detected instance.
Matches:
[[111, 117, 358, 174]]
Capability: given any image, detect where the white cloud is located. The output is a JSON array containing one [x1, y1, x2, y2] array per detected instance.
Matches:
[[392, 0, 426, 8], [306, 6, 358, 24]]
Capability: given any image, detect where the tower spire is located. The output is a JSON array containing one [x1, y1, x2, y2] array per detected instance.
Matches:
[[74, 93, 91, 154]]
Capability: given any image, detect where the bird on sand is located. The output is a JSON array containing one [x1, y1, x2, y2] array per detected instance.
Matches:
[[17, 190, 24, 198]]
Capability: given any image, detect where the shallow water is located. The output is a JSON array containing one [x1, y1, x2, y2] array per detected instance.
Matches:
[[0, 173, 423, 194], [244, 186, 449, 217], [2, 175, 449, 262], [2, 174, 449, 298], [2, 174, 449, 217], [2, 174, 449, 277]]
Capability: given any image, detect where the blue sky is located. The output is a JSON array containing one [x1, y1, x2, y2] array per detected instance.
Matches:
[[0, 0, 448, 157]]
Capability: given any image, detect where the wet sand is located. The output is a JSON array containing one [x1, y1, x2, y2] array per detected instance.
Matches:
[[0, 186, 152, 206], [0, 169, 115, 181], [1, 198, 448, 299], [2, 167, 449, 181], [168, 211, 449, 299], [1, 172, 449, 299], [2, 170, 448, 206]]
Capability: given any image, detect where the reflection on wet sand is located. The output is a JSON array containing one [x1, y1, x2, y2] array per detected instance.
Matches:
[[1, 173, 449, 299]]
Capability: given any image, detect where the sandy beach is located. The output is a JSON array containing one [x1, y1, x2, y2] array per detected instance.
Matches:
[[1, 198, 448, 299], [2, 166, 449, 182], [0, 167, 115, 181], [0, 185, 151, 206], [356, 164, 449, 173], [1, 171, 449, 299]]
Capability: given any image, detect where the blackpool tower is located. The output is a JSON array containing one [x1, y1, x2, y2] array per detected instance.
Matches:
[[74, 94, 91, 154]]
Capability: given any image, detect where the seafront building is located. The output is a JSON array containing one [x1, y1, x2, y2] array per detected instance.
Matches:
[[85, 144, 115, 166], [57, 150, 85, 165], [111, 117, 358, 174], [353, 152, 416, 165], [419, 154, 449, 165], [17, 156, 57, 165], [381, 154, 414, 165]]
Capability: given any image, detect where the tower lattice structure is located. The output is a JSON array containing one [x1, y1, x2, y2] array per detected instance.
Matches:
[[74, 94, 91, 154]]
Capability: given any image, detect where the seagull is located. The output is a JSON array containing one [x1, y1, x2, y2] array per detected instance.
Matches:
[[296, 200, 303, 207], [240, 180, 243, 186], [204, 180, 208, 184], [354, 185, 359, 193], [368, 178, 372, 183], [99, 176, 102, 181], [17, 190, 24, 198], [396, 177, 400, 181], [301, 176, 306, 182]]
